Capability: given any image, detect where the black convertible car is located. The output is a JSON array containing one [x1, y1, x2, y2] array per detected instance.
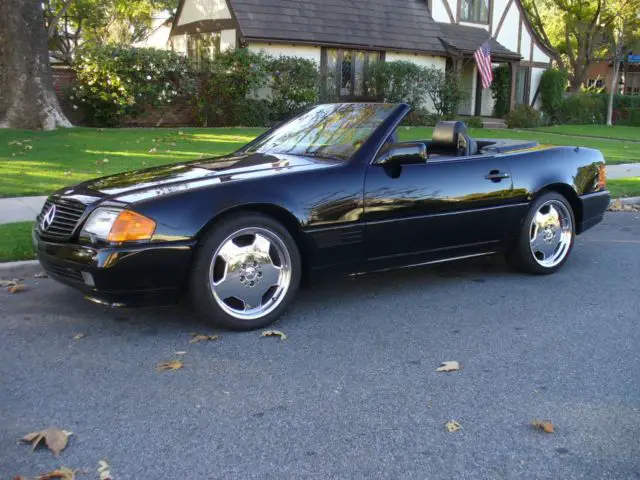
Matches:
[[34, 103, 610, 329]]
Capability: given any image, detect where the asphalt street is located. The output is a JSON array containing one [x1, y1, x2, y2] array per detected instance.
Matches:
[[1, 213, 639, 480]]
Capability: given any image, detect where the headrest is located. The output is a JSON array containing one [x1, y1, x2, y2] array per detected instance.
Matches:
[[431, 121, 468, 147]]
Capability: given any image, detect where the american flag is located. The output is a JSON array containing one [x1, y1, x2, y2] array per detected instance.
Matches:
[[474, 42, 493, 89]]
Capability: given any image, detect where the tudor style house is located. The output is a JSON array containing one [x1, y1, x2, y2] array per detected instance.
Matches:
[[169, 0, 552, 116]]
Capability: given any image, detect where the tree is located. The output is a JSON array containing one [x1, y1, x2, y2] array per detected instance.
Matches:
[[45, 0, 175, 65], [604, 0, 640, 125], [522, 0, 615, 91], [0, 0, 71, 130]]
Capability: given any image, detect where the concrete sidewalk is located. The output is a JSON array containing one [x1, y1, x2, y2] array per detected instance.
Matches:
[[0, 163, 639, 225]]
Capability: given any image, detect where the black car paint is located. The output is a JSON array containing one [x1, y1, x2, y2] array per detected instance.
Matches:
[[34, 104, 610, 306]]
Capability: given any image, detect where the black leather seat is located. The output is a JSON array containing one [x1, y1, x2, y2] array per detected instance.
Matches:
[[430, 121, 478, 157]]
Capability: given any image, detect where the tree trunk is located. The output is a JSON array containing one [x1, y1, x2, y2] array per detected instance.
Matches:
[[607, 58, 621, 126], [0, 0, 72, 130]]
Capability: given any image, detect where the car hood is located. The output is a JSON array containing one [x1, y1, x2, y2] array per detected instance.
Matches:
[[53, 152, 340, 205]]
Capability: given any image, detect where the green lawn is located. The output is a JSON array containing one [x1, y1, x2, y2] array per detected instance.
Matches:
[[1, 126, 639, 198], [607, 177, 640, 198], [528, 124, 640, 141], [0, 222, 35, 262]]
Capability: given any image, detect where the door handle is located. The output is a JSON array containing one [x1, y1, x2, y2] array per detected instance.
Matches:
[[485, 170, 510, 182]]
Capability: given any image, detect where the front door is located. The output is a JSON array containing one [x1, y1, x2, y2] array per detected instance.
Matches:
[[363, 155, 515, 267]]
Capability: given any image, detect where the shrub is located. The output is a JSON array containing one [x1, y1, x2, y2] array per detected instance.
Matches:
[[368, 61, 430, 108], [505, 104, 541, 128], [491, 65, 510, 118], [265, 56, 319, 122], [195, 48, 268, 126], [614, 108, 640, 126], [539, 69, 568, 121], [424, 68, 466, 117], [228, 98, 272, 127], [558, 95, 604, 124], [72, 45, 194, 126], [463, 116, 484, 129]]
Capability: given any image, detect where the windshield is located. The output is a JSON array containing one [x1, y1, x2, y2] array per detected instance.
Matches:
[[244, 103, 396, 161]]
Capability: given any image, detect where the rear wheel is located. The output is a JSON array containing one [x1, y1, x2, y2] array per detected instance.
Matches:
[[508, 191, 575, 275], [189, 213, 301, 330]]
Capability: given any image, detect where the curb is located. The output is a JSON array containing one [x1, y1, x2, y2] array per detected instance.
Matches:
[[0, 260, 40, 270], [616, 196, 640, 206]]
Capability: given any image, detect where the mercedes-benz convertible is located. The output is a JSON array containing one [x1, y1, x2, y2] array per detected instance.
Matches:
[[34, 103, 610, 329]]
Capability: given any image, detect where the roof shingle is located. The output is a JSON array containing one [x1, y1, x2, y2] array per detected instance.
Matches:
[[437, 23, 520, 60]]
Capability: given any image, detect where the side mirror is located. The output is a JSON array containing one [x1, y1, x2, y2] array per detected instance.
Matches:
[[375, 142, 427, 166]]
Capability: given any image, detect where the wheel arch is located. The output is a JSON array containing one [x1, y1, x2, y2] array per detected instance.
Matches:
[[194, 203, 311, 279], [533, 183, 583, 233]]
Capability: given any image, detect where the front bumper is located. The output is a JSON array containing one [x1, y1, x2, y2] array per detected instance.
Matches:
[[33, 230, 195, 307], [578, 190, 611, 234]]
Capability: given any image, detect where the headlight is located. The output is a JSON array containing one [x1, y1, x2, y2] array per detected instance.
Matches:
[[81, 208, 156, 243]]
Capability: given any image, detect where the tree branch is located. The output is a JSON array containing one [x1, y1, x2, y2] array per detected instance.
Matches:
[[48, 0, 75, 37]]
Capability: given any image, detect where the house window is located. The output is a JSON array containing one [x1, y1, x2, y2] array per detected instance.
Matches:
[[322, 48, 382, 100], [515, 66, 531, 105], [625, 73, 640, 95], [460, 0, 489, 23], [587, 78, 604, 89], [186, 32, 221, 69]]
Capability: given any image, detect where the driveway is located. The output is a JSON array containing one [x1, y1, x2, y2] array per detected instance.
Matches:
[[1, 213, 639, 479]]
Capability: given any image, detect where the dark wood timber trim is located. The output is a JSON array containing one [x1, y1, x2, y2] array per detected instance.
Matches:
[[517, 18, 522, 54], [520, 60, 549, 68], [427, 0, 434, 14], [493, 0, 514, 38], [511, 0, 556, 57], [442, 0, 456, 23], [456, 0, 461, 23], [171, 18, 238, 36], [488, 0, 494, 34], [170, 0, 186, 36], [529, 32, 534, 62], [509, 61, 517, 110], [474, 68, 483, 115]]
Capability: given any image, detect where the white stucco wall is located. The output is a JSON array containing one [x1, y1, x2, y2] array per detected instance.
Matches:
[[171, 34, 187, 55], [431, 0, 453, 22], [247, 43, 321, 65], [495, 3, 519, 51], [492, 0, 508, 27], [520, 27, 532, 60], [177, 0, 231, 25], [457, 63, 477, 115], [220, 29, 236, 51], [532, 44, 550, 64], [460, 22, 488, 30]]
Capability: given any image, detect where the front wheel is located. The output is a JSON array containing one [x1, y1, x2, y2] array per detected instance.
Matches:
[[189, 213, 301, 330], [508, 192, 575, 275]]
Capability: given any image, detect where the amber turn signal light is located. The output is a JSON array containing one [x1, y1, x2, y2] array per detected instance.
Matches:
[[107, 210, 156, 242], [597, 164, 607, 190]]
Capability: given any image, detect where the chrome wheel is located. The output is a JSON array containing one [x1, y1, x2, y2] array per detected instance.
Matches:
[[209, 227, 292, 320], [529, 200, 573, 268]]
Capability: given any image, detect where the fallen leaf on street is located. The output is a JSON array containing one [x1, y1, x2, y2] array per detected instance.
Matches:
[[72, 333, 86, 340], [175, 351, 187, 355], [608, 200, 640, 212], [35, 467, 76, 480], [97, 460, 112, 480], [436, 361, 461, 372], [8, 284, 27, 294], [156, 359, 183, 372], [189, 333, 220, 344], [0, 279, 18, 287], [33, 272, 48, 279], [445, 420, 462, 432], [261, 330, 287, 340], [20, 428, 73, 456], [531, 420, 555, 433]]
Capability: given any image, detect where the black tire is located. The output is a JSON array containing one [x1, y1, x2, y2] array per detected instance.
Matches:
[[507, 191, 576, 275], [189, 213, 301, 330]]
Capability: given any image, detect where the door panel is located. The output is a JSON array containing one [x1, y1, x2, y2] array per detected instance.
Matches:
[[364, 156, 515, 263]]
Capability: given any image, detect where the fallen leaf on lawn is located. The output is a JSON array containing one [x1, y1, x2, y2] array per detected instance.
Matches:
[[170, 142, 177, 146], [97, 460, 112, 480], [261, 330, 287, 340], [63, 171, 72, 176], [0, 279, 18, 287], [175, 351, 187, 355], [24, 145, 33, 151], [8, 284, 27, 294], [148, 147, 157, 153], [102, 158, 109, 163], [178, 130, 185, 135], [531, 420, 555, 433], [35, 467, 76, 480], [8, 140, 23, 146], [156, 359, 183, 372], [33, 272, 48, 279], [189, 333, 220, 344], [436, 360, 461, 372], [72, 333, 86, 340], [445, 420, 462, 432], [21, 428, 73, 456], [95, 160, 103, 165]]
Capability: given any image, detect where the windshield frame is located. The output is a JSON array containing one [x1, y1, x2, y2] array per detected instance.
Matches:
[[236, 103, 406, 163]]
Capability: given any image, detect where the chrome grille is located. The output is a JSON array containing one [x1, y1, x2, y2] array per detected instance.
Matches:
[[36, 198, 86, 240]]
